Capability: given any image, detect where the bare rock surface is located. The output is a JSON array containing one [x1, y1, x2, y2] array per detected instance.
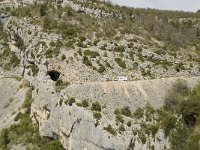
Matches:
[[0, 77, 28, 128]]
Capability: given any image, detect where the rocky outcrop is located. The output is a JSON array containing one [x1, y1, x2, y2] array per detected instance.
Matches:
[[62, 0, 123, 19], [31, 76, 200, 149]]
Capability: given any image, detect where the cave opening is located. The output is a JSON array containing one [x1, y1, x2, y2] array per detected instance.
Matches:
[[48, 70, 60, 81]]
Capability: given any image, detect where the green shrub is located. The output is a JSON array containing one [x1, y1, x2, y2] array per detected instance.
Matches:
[[181, 97, 200, 127], [97, 64, 106, 73], [0, 129, 10, 150], [77, 49, 82, 56], [105, 61, 112, 68], [172, 79, 189, 96], [94, 120, 100, 127], [115, 45, 125, 52], [91, 102, 101, 112], [83, 50, 100, 58], [138, 132, 146, 144], [65, 40, 74, 48], [93, 112, 102, 120], [114, 109, 121, 116], [167, 83, 200, 149], [121, 106, 131, 117], [133, 107, 144, 119], [148, 125, 159, 137], [40, 4, 47, 16], [77, 41, 84, 47], [68, 97, 76, 106], [40, 140, 64, 150], [115, 114, 124, 124], [162, 115, 177, 136], [10, 52, 20, 68], [187, 134, 200, 150], [77, 99, 89, 108], [55, 80, 70, 92], [14, 35, 25, 50], [164, 79, 189, 110], [115, 58, 126, 68], [103, 125, 117, 136], [59, 99, 63, 107], [82, 56, 92, 67], [126, 121, 132, 127], [175, 62, 185, 72], [43, 16, 57, 30], [145, 103, 155, 120], [169, 122, 189, 150], [29, 64, 39, 76], [61, 55, 66, 60], [128, 42, 134, 48], [55, 80, 68, 87], [118, 125, 125, 133], [79, 36, 86, 42], [1, 50, 21, 70], [45, 49, 53, 58]]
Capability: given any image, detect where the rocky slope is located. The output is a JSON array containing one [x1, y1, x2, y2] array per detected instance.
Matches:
[[31, 76, 200, 149]]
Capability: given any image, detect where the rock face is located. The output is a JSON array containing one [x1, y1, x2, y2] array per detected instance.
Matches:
[[0, 77, 28, 129], [31, 76, 200, 150]]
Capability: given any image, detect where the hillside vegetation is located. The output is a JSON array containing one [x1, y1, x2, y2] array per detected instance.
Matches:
[[0, 0, 200, 81]]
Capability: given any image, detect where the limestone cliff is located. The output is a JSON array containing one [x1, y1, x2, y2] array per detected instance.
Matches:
[[31, 76, 200, 149]]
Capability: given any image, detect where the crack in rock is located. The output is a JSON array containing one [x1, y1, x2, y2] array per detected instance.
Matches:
[[62, 118, 82, 138]]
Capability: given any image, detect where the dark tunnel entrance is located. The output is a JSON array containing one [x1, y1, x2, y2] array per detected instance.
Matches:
[[48, 70, 60, 81]]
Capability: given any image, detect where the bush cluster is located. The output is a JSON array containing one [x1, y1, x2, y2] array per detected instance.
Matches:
[[114, 58, 126, 68], [77, 99, 89, 108], [91, 102, 101, 112], [103, 125, 117, 136], [83, 50, 100, 58]]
